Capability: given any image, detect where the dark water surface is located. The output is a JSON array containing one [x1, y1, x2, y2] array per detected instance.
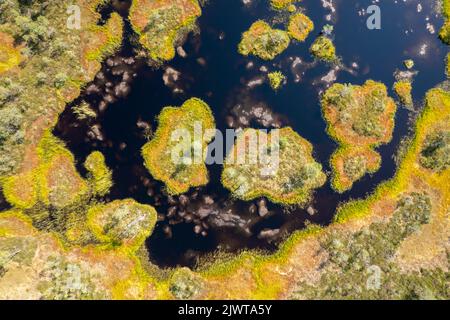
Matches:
[[54, 0, 447, 268]]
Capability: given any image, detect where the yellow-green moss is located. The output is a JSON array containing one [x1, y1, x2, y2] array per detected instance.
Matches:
[[84, 151, 113, 196], [87, 199, 157, 250], [439, 0, 450, 44], [222, 127, 326, 206], [394, 80, 413, 108], [142, 98, 216, 195], [310, 35, 336, 62], [287, 12, 314, 42], [238, 20, 290, 60], [268, 71, 286, 90], [270, 0, 299, 11]]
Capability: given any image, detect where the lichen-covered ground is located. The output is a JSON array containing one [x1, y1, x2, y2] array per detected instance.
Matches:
[[0, 0, 449, 300]]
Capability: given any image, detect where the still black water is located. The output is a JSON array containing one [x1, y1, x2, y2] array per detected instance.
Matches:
[[54, 0, 448, 268]]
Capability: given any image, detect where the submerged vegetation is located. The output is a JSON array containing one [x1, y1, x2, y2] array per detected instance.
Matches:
[[238, 20, 290, 60], [142, 98, 215, 195], [222, 127, 326, 206], [322, 80, 397, 192]]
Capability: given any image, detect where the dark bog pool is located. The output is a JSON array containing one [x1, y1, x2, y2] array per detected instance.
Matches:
[[54, 0, 448, 268]]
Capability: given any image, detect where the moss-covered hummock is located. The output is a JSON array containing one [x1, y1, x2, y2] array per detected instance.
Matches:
[[222, 127, 326, 206], [129, 0, 202, 62], [87, 199, 157, 250], [142, 98, 216, 195], [270, 0, 299, 11], [310, 35, 336, 62], [268, 71, 286, 90], [393, 80, 413, 109], [287, 13, 314, 42], [84, 151, 113, 196], [322, 80, 397, 192], [238, 21, 290, 60]]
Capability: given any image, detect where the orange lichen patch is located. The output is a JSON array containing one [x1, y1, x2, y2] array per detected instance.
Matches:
[[129, 0, 201, 61], [87, 199, 157, 250], [287, 13, 314, 42], [0, 32, 22, 74], [322, 80, 397, 192], [142, 98, 215, 195], [330, 147, 381, 193]]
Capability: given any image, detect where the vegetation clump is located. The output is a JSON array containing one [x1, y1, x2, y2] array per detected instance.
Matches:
[[87, 199, 157, 249], [129, 0, 202, 61], [84, 151, 113, 197], [322, 80, 397, 192], [287, 13, 314, 42], [270, 0, 299, 11], [310, 35, 336, 62], [222, 127, 326, 206], [0, 0, 123, 177], [268, 71, 286, 90], [238, 21, 290, 60], [419, 130, 450, 172], [393, 80, 413, 109], [142, 98, 216, 195], [0, 32, 22, 74], [292, 193, 443, 299], [439, 0, 450, 44]]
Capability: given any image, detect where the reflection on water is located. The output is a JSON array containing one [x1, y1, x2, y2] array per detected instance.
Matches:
[[54, 0, 447, 268]]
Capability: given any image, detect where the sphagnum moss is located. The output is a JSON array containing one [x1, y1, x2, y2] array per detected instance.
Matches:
[[142, 98, 216, 195]]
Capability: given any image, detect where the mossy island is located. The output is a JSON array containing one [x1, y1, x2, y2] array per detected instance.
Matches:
[[393, 80, 413, 109], [322, 80, 397, 193], [129, 0, 202, 61], [310, 35, 337, 62], [221, 127, 326, 206], [268, 71, 286, 90], [142, 98, 216, 195], [238, 20, 290, 60], [288, 13, 314, 42], [439, 0, 450, 44]]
